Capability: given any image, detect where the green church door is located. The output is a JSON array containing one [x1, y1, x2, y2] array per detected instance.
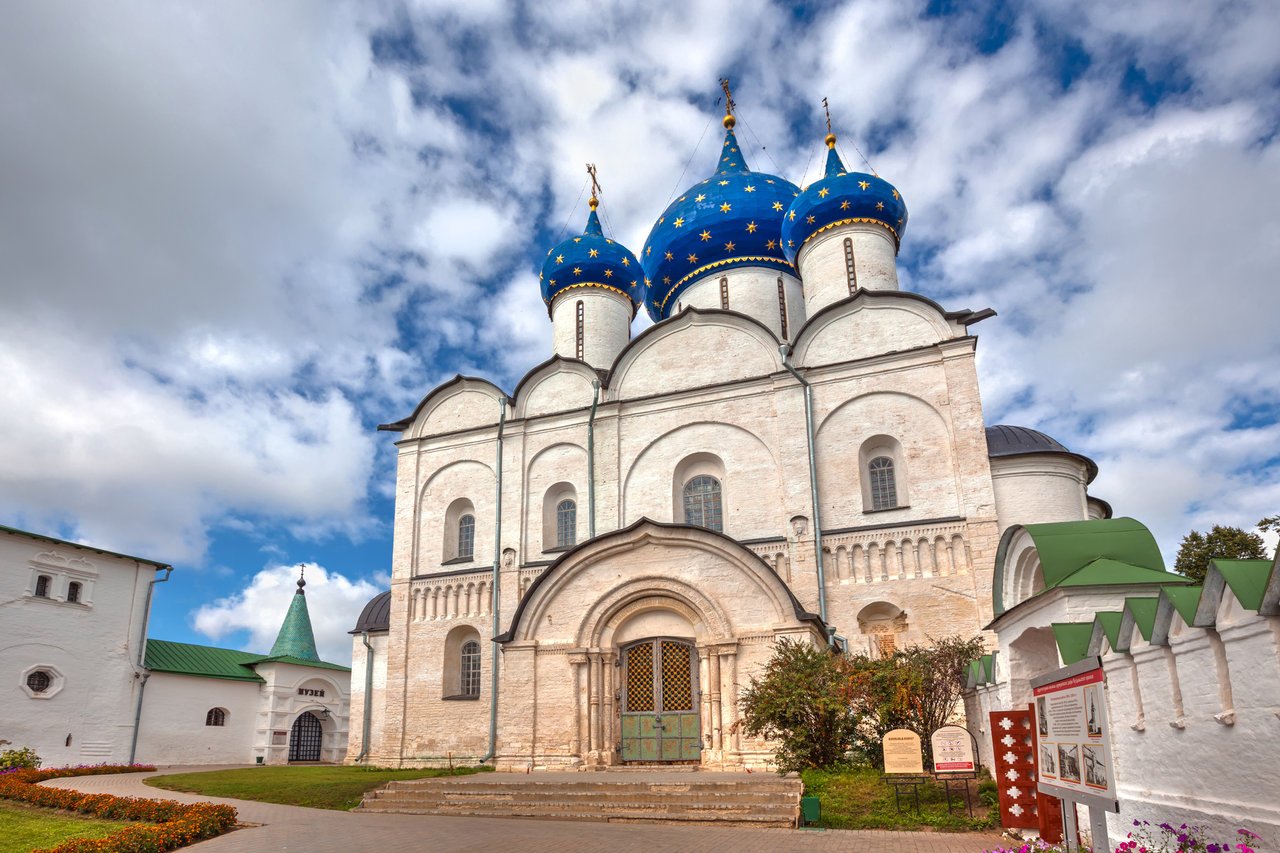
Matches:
[[620, 639, 701, 762]]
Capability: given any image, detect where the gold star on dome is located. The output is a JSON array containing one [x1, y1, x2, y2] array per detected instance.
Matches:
[[646, 247, 652, 256], [720, 202, 732, 213], [876, 201, 884, 210], [766, 239, 778, 250], [687, 253, 698, 263], [787, 239, 794, 247], [746, 221, 758, 233], [818, 187, 829, 198], [644, 277, 651, 286], [546, 249, 552, 256], [718, 180, 729, 186], [673, 217, 684, 227], [700, 230, 712, 241], [550, 279, 556, 285], [659, 217, 665, 224], [555, 254, 564, 263], [858, 181, 869, 190], [892, 189, 900, 200], [695, 193, 706, 202], [744, 185, 755, 193], [788, 211, 796, 221], [631, 280, 637, 288], [665, 251, 674, 260], [840, 200, 850, 211], [772, 201, 783, 211], [731, 147, 738, 153], [897, 217, 904, 224], [766, 179, 775, 184], [723, 139, 731, 147], [723, 241, 735, 251], [538, 272, 542, 280], [663, 276, 671, 284], [606, 239, 613, 245], [806, 215, 816, 224], [604, 269, 613, 277], [573, 267, 582, 275], [573, 237, 582, 243], [588, 248, 599, 257], [678, 196, 686, 202], [621, 257, 630, 266]]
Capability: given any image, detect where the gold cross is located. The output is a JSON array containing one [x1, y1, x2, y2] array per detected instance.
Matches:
[[586, 163, 601, 208], [822, 97, 831, 134], [720, 78, 735, 117]]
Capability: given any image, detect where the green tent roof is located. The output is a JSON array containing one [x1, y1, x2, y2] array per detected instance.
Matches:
[[1160, 585, 1202, 626], [269, 578, 321, 662], [1051, 623, 1095, 666], [1123, 597, 1160, 642], [144, 639, 266, 682], [1023, 518, 1166, 588], [1093, 611, 1123, 652], [1055, 557, 1186, 588], [1209, 559, 1273, 611]]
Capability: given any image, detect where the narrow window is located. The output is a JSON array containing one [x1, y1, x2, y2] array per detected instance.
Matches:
[[461, 640, 481, 697], [205, 707, 227, 727], [556, 499, 577, 549], [683, 475, 724, 533], [66, 582, 82, 604], [34, 575, 50, 598], [844, 237, 857, 293], [777, 277, 788, 338], [26, 671, 51, 693], [457, 514, 475, 559], [869, 456, 898, 510], [719, 276, 729, 309], [575, 301, 584, 360]]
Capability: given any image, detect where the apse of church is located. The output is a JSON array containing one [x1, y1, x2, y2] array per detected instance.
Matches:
[[348, 88, 1105, 770]]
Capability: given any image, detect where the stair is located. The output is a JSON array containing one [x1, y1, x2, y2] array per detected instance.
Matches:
[[356, 772, 803, 827]]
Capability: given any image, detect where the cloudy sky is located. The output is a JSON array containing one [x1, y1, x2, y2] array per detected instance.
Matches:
[[2, 0, 1277, 663]]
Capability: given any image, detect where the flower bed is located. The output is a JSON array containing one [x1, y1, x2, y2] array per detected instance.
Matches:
[[0, 764, 238, 853]]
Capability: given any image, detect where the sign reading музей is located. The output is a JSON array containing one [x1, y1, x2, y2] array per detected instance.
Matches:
[[1032, 658, 1118, 811]]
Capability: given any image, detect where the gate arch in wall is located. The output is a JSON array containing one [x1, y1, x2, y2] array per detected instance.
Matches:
[[288, 710, 324, 762]]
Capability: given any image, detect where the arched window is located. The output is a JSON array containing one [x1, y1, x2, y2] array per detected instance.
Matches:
[[66, 582, 82, 604], [683, 475, 723, 532], [457, 514, 475, 560], [34, 575, 50, 598], [460, 640, 481, 697], [26, 670, 51, 693], [869, 456, 898, 510], [205, 707, 227, 727], [556, 499, 577, 549]]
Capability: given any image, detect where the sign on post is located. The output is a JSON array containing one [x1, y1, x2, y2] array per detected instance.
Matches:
[[930, 725, 977, 773], [882, 728, 924, 774]]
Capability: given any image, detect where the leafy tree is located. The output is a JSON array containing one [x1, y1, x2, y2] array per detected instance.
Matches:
[[1257, 514, 1280, 535], [737, 638, 858, 772], [1174, 525, 1267, 583]]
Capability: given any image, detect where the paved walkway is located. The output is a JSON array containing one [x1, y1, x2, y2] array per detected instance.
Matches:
[[43, 766, 1006, 853]]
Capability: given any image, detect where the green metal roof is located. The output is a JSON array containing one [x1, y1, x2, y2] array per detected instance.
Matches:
[[1054, 557, 1187, 588], [269, 582, 321, 662], [1023, 518, 1166, 588], [255, 654, 350, 672], [1160, 585, 1202, 626], [144, 639, 266, 682], [1052, 623, 1095, 666], [1209, 559, 1273, 611], [1124, 597, 1160, 642], [1094, 611, 1123, 651]]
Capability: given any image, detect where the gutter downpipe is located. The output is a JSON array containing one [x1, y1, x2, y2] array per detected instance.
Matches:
[[356, 631, 374, 763], [588, 380, 600, 538], [481, 399, 507, 764], [129, 564, 171, 764], [780, 345, 831, 640]]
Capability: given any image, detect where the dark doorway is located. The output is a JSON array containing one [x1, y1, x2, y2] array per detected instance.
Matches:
[[288, 711, 323, 762]]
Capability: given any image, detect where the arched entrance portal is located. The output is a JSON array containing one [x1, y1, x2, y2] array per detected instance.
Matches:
[[288, 711, 323, 762], [620, 638, 700, 762]]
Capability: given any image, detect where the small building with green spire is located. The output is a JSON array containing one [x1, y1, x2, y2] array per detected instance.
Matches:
[[135, 569, 352, 765]]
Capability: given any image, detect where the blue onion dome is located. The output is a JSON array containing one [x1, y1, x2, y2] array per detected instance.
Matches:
[[641, 115, 800, 322], [781, 132, 908, 264], [540, 197, 645, 317]]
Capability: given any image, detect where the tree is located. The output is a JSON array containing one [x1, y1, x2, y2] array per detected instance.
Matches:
[[1174, 525, 1267, 583], [737, 638, 858, 772], [1257, 514, 1280, 535]]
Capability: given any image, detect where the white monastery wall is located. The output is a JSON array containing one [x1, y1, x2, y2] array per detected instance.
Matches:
[[347, 631, 388, 762], [253, 665, 350, 765], [0, 532, 155, 766], [798, 224, 900, 315], [134, 673, 259, 765], [516, 365, 596, 419], [610, 313, 781, 400], [551, 289, 632, 369], [676, 268, 805, 340], [990, 455, 1090, 537], [408, 384, 506, 440], [795, 299, 951, 368]]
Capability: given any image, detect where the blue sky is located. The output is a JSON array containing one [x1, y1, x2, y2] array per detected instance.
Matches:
[[2, 0, 1277, 663]]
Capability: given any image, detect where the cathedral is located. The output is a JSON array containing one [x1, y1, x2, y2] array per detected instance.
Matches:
[[347, 97, 1110, 771]]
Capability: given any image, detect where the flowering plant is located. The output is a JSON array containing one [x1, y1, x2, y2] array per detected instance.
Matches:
[[0, 764, 237, 853], [1121, 820, 1264, 853]]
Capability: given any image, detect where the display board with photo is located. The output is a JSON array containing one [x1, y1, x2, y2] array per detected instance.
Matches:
[[1031, 659, 1118, 811]]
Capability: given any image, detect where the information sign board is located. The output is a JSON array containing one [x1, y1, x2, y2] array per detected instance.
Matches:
[[930, 725, 976, 773], [882, 728, 924, 775], [1031, 657, 1118, 812]]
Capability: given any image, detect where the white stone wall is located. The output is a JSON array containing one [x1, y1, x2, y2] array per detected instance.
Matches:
[[347, 631, 388, 762], [253, 664, 350, 765], [676, 268, 805, 340], [798, 223, 900, 316], [134, 673, 259, 764], [0, 531, 157, 766], [551, 288, 633, 370], [990, 455, 1090, 538]]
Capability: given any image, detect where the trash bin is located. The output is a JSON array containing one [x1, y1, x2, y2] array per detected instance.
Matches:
[[800, 796, 821, 826]]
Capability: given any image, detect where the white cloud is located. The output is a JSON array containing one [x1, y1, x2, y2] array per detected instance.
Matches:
[[192, 561, 384, 664]]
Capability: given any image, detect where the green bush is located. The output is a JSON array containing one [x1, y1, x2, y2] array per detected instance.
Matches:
[[0, 746, 42, 770]]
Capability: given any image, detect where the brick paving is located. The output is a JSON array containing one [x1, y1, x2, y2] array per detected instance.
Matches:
[[43, 766, 1007, 852]]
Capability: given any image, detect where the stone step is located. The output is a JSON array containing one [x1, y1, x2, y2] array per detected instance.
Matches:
[[378, 779, 800, 794], [357, 807, 796, 827], [367, 789, 797, 806]]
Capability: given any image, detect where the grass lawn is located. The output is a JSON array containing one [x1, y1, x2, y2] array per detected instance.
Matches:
[[0, 800, 134, 853], [801, 766, 997, 832], [145, 765, 491, 811]]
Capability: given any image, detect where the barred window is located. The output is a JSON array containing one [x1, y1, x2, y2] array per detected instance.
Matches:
[[575, 301, 584, 360], [66, 582, 82, 604], [844, 237, 858, 293], [206, 707, 227, 727], [34, 575, 50, 598], [556, 499, 577, 549], [869, 456, 898, 510], [26, 671, 51, 693], [457, 514, 475, 559], [683, 475, 723, 532], [720, 276, 729, 309], [777, 277, 788, 338], [461, 640, 481, 697]]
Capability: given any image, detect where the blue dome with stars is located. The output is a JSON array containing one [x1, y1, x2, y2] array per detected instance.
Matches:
[[540, 201, 645, 317], [782, 136, 907, 264], [641, 122, 800, 322]]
